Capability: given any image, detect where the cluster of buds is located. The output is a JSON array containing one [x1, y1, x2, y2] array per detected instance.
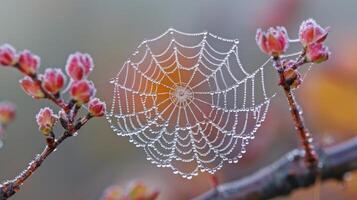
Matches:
[[299, 19, 330, 63], [101, 182, 159, 200], [66, 52, 100, 107], [256, 18, 330, 89], [0, 44, 106, 137]]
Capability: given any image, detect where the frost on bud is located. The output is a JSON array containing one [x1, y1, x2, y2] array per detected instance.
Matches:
[[88, 98, 106, 117], [299, 18, 329, 47], [305, 43, 330, 63], [65, 52, 94, 80], [256, 26, 289, 57], [18, 50, 40, 76], [42, 68, 66, 94], [0, 44, 17, 66], [69, 80, 96, 105], [19, 77, 45, 98], [0, 102, 16, 125], [36, 107, 57, 136]]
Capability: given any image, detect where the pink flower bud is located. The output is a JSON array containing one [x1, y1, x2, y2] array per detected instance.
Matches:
[[65, 52, 94, 80], [36, 107, 57, 136], [299, 18, 328, 46], [88, 98, 106, 117], [69, 80, 96, 105], [0, 44, 17, 66], [18, 50, 40, 75], [256, 26, 289, 56], [42, 68, 66, 94], [0, 102, 16, 125], [19, 76, 45, 98], [305, 43, 330, 63]]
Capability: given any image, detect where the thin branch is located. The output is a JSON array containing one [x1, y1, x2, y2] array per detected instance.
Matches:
[[193, 137, 357, 200], [274, 57, 318, 166], [0, 115, 92, 200]]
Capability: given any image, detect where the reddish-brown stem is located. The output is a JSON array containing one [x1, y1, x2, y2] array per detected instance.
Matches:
[[274, 57, 318, 167], [0, 117, 91, 200], [282, 86, 318, 165]]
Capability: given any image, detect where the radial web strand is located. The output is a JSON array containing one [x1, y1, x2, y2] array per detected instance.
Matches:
[[106, 28, 277, 179]]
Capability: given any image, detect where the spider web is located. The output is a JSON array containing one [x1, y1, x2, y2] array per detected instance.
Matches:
[[106, 28, 277, 179]]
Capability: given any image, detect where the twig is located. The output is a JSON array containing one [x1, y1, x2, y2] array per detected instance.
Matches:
[[273, 57, 318, 166], [0, 47, 103, 200], [193, 137, 357, 200], [0, 115, 92, 200]]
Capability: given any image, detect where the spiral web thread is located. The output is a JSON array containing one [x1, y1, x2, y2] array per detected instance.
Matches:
[[106, 28, 277, 179]]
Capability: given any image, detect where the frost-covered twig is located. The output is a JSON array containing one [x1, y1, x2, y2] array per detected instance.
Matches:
[[193, 137, 357, 200], [273, 56, 318, 166], [0, 116, 91, 199], [256, 19, 330, 166], [0, 45, 106, 200], [195, 18, 338, 200]]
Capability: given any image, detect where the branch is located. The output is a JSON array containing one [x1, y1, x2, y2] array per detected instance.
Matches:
[[0, 115, 92, 200], [274, 56, 318, 166], [193, 137, 357, 200]]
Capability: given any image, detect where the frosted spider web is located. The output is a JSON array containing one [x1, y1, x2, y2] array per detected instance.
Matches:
[[106, 28, 286, 179]]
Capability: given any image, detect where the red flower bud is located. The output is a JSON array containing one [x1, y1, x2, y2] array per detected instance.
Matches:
[[0, 102, 16, 125], [0, 44, 17, 66], [305, 43, 330, 63], [19, 76, 45, 98], [65, 52, 94, 80], [69, 80, 96, 105], [299, 18, 328, 47], [42, 68, 66, 94], [256, 26, 289, 56], [36, 107, 57, 136], [18, 50, 40, 76], [88, 98, 106, 117]]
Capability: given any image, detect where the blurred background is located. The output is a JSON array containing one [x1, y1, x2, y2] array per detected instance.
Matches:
[[0, 0, 356, 199]]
